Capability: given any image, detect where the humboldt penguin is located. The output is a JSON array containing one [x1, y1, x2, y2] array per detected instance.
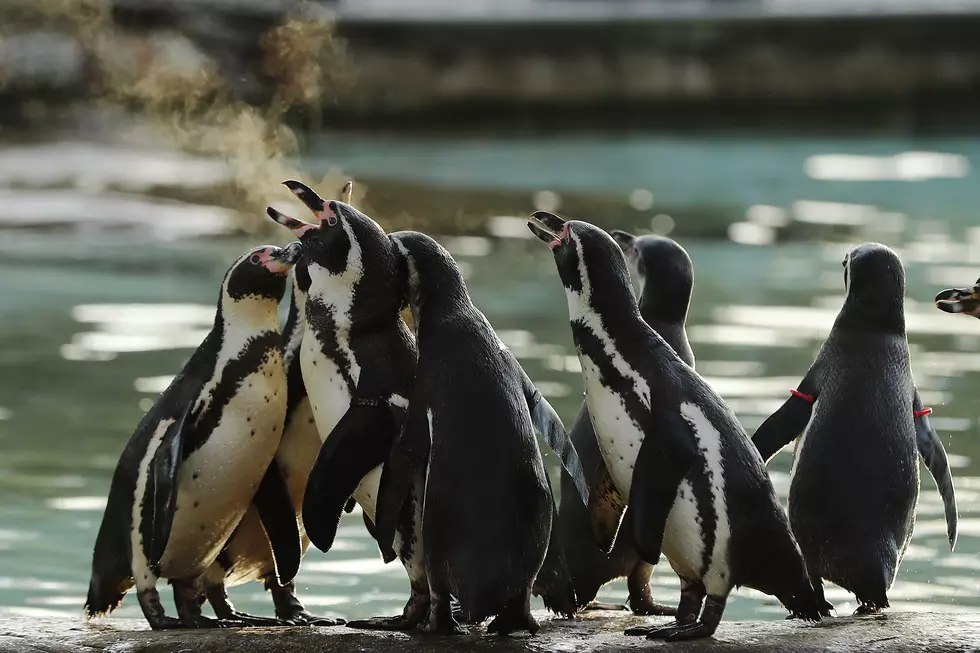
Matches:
[[553, 230, 694, 615], [85, 244, 298, 629], [266, 182, 428, 630], [372, 231, 591, 636], [754, 242, 958, 615], [528, 212, 823, 640], [198, 184, 357, 627]]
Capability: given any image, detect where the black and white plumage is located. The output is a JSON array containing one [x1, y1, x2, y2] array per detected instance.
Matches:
[[372, 231, 590, 636], [196, 247, 346, 627], [553, 231, 694, 616], [754, 242, 958, 615], [528, 212, 823, 641], [85, 244, 299, 630], [266, 181, 429, 630]]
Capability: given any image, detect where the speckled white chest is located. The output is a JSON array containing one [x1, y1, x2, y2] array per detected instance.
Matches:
[[156, 351, 287, 580]]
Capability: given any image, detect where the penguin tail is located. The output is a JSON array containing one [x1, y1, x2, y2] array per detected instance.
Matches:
[[85, 572, 131, 617]]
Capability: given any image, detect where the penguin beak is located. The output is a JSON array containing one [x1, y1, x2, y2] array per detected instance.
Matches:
[[935, 285, 980, 317], [254, 246, 298, 276], [283, 180, 340, 227], [266, 206, 320, 238], [275, 241, 304, 265], [609, 229, 637, 259], [527, 211, 567, 249]]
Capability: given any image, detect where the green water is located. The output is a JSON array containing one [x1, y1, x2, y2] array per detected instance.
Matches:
[[0, 134, 979, 625]]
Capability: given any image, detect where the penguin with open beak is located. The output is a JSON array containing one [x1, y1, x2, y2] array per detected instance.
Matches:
[[86, 244, 301, 629]]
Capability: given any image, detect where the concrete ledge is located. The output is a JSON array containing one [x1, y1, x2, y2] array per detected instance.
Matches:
[[1, 610, 977, 653]]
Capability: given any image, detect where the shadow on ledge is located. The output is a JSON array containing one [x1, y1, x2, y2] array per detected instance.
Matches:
[[1, 610, 978, 653]]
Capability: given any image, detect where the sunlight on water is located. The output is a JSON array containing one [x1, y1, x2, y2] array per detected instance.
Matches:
[[1, 134, 980, 627]]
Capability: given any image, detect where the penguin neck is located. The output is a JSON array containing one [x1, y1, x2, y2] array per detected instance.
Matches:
[[217, 295, 281, 338], [281, 284, 306, 368], [837, 295, 906, 335], [566, 280, 656, 348]]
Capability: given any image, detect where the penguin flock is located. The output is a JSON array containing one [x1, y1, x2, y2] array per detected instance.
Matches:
[[84, 180, 965, 642]]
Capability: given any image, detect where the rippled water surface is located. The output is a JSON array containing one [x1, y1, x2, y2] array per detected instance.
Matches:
[[0, 135, 978, 624]]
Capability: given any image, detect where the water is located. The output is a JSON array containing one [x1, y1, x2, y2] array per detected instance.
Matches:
[[0, 134, 979, 625]]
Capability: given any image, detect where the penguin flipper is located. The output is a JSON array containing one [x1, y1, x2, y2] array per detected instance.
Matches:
[[627, 413, 698, 565], [751, 378, 818, 463], [376, 398, 429, 564], [252, 460, 302, 585], [302, 403, 400, 554], [145, 403, 193, 567], [913, 390, 958, 551], [518, 363, 590, 506]]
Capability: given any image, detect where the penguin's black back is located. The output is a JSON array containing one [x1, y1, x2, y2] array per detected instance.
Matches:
[[402, 234, 551, 622], [789, 329, 917, 600]]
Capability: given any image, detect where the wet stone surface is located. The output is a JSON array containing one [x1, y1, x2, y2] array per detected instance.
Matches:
[[1, 610, 978, 653]]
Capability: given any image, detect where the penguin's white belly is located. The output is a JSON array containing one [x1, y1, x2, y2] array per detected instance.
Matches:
[[581, 356, 644, 496], [158, 362, 287, 579], [302, 341, 353, 441], [661, 480, 705, 580], [203, 398, 323, 589], [209, 507, 273, 588], [277, 397, 322, 547]]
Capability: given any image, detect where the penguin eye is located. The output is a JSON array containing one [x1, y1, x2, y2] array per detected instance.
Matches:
[[326, 215, 338, 227], [250, 254, 261, 265]]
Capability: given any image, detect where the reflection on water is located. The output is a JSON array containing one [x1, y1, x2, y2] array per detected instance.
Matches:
[[1, 134, 979, 624]]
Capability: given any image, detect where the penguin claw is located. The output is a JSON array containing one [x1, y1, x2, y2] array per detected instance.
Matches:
[[346, 615, 416, 631], [287, 611, 346, 627], [625, 619, 688, 637], [661, 621, 718, 642]]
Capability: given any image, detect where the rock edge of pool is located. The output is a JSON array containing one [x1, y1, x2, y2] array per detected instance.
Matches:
[[2, 610, 977, 653]]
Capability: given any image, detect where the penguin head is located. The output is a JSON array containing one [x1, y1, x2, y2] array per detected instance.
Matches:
[[610, 230, 694, 323], [220, 243, 297, 315], [839, 242, 906, 332], [936, 279, 980, 318], [528, 211, 638, 317], [266, 181, 401, 298], [390, 231, 468, 319]]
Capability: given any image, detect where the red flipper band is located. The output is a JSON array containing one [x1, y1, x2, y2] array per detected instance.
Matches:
[[790, 389, 815, 403], [913, 407, 933, 419]]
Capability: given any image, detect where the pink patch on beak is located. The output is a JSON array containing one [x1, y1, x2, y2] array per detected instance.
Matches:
[[548, 222, 569, 248], [293, 222, 319, 237], [254, 248, 293, 275]]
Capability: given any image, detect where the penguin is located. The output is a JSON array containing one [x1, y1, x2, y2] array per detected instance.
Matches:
[[552, 230, 694, 616], [936, 278, 980, 317], [85, 244, 301, 629], [528, 211, 824, 641], [371, 230, 591, 636], [266, 181, 429, 630], [197, 183, 356, 627], [753, 242, 958, 615]]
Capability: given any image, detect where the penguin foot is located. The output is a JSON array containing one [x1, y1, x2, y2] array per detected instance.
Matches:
[[649, 620, 719, 642], [185, 616, 248, 629], [286, 610, 346, 627], [146, 616, 185, 630], [624, 620, 686, 637], [486, 598, 539, 637], [420, 617, 465, 635], [224, 611, 293, 627], [854, 603, 884, 616], [486, 613, 540, 637], [347, 615, 418, 631], [629, 597, 679, 617], [584, 601, 629, 612]]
